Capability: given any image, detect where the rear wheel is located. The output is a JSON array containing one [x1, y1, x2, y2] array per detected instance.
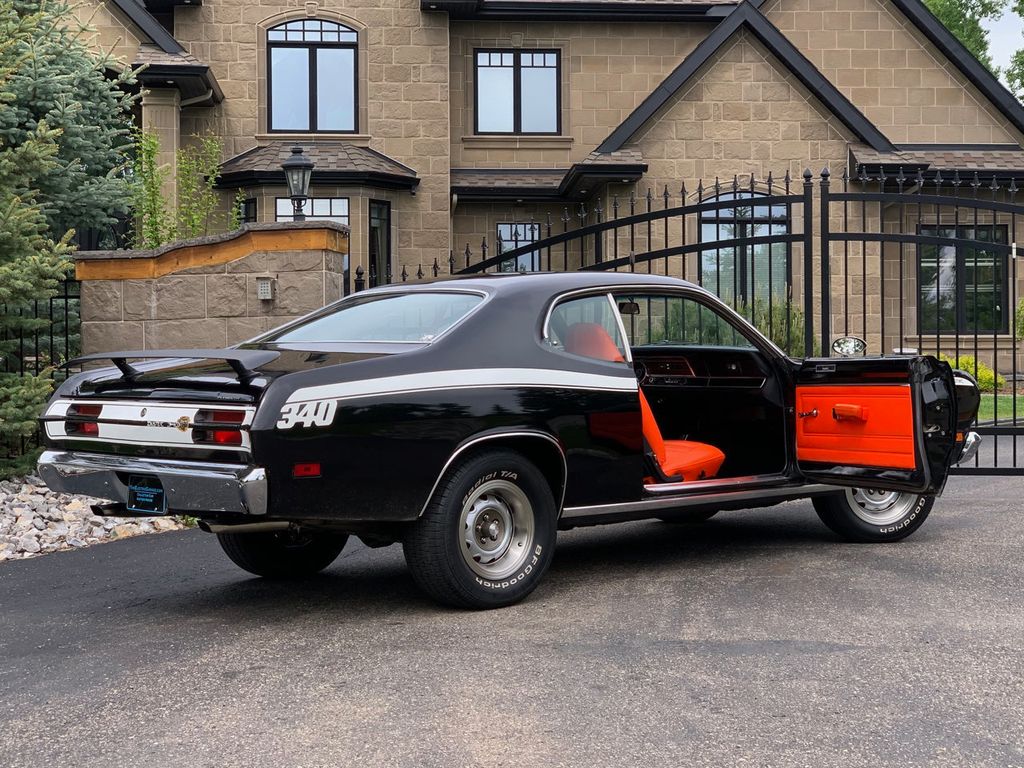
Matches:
[[813, 488, 933, 542], [403, 449, 556, 609], [217, 528, 348, 578]]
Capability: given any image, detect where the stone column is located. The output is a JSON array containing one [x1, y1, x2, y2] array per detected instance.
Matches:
[[140, 88, 181, 209]]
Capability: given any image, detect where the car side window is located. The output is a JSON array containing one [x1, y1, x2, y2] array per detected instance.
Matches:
[[618, 294, 755, 349], [546, 294, 630, 364]]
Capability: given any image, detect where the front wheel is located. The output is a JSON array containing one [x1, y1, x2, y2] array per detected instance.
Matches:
[[813, 488, 933, 542], [403, 449, 557, 609], [217, 528, 348, 578]]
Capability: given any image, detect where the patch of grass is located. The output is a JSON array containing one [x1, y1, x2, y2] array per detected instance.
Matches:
[[977, 393, 1023, 424]]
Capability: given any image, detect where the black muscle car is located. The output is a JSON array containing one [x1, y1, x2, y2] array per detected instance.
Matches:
[[38, 273, 981, 608]]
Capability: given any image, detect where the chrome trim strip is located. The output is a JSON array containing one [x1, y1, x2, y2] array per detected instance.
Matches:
[[36, 451, 267, 516], [561, 483, 836, 519], [642, 473, 790, 494], [418, 431, 567, 518]]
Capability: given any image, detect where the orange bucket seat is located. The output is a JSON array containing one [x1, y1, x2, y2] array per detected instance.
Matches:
[[564, 323, 725, 483]]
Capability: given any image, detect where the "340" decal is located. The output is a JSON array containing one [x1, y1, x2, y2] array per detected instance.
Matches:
[[277, 400, 338, 429]]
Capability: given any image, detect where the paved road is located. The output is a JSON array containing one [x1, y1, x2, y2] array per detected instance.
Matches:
[[1, 475, 1022, 768]]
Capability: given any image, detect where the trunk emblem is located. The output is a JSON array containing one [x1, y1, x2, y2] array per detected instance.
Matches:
[[140, 408, 147, 417], [176, 416, 191, 432]]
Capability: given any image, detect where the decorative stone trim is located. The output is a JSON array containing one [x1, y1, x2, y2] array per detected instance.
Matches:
[[75, 222, 350, 281]]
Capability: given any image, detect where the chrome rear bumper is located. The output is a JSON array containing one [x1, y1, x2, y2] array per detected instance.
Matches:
[[37, 450, 267, 516], [954, 430, 982, 466]]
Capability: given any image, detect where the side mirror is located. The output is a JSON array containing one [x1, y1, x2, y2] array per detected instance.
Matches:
[[832, 336, 868, 357], [618, 301, 641, 315]]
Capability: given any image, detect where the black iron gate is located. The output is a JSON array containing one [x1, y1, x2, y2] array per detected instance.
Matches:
[[439, 168, 1022, 475]]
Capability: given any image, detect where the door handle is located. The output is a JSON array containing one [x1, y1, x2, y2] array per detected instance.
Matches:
[[832, 403, 868, 421]]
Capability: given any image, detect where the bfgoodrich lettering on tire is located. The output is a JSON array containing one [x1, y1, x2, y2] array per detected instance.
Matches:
[[403, 449, 557, 609], [812, 489, 933, 543]]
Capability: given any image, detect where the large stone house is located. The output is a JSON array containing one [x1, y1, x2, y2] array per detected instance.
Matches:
[[80, 0, 1024, 363]]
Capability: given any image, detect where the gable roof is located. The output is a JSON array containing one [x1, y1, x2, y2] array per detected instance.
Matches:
[[597, 1, 895, 153], [424, 0, 734, 21], [887, 0, 1024, 139], [746, 0, 1024, 140], [107, 0, 184, 54]]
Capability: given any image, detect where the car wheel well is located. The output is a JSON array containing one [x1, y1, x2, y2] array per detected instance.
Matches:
[[423, 433, 566, 516]]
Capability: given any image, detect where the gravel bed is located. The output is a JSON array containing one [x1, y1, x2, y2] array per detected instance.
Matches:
[[0, 475, 186, 562]]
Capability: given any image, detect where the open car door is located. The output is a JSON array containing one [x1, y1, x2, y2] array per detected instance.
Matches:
[[794, 356, 958, 494]]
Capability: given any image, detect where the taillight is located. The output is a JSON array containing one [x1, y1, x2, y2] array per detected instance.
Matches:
[[195, 409, 245, 425], [193, 428, 243, 446], [68, 404, 102, 418], [65, 403, 102, 436], [211, 429, 242, 446]]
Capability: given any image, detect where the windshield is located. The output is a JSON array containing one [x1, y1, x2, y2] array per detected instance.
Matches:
[[261, 291, 484, 344]]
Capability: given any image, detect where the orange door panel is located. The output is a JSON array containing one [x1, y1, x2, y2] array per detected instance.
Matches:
[[795, 385, 916, 470]]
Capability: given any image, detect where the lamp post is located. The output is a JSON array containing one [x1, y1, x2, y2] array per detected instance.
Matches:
[[281, 145, 314, 222]]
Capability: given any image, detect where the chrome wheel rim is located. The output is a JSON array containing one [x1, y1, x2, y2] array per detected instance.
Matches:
[[459, 479, 535, 579], [846, 488, 917, 526]]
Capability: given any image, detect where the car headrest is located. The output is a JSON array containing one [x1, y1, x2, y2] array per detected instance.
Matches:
[[564, 323, 625, 363]]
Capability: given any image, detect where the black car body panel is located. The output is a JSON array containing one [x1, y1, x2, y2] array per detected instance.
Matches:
[[38, 272, 977, 532]]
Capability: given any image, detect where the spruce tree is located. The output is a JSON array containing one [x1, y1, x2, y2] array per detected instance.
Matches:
[[0, 0, 135, 473]]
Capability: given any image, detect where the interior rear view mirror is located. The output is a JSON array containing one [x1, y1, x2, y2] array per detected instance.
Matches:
[[832, 336, 868, 357], [618, 301, 640, 315]]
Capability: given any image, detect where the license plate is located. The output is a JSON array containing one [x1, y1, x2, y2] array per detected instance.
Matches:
[[127, 475, 166, 515]]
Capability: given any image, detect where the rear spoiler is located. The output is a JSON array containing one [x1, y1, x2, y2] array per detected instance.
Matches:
[[66, 349, 281, 382]]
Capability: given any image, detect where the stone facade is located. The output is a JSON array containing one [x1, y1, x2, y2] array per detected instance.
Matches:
[[763, 0, 1023, 145]]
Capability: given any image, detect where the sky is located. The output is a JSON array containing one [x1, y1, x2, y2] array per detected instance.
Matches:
[[982, 7, 1024, 84]]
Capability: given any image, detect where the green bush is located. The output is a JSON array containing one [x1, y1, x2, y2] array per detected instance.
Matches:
[[736, 298, 817, 357], [937, 353, 1005, 393]]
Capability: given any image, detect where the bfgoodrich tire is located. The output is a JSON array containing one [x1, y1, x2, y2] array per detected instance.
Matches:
[[813, 488, 934, 543], [217, 529, 348, 578], [403, 449, 557, 609]]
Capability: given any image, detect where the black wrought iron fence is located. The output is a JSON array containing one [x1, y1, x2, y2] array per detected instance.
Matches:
[[357, 167, 1021, 474], [1, 279, 81, 462], [820, 168, 1022, 474]]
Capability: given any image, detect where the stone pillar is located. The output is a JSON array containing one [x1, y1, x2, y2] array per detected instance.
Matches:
[[140, 88, 181, 208]]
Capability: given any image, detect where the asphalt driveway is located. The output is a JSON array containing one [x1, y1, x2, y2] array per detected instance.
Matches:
[[1, 475, 1021, 768]]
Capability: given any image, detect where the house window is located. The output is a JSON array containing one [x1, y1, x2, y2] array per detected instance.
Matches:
[[918, 225, 1008, 334], [237, 197, 257, 224], [267, 19, 357, 133], [275, 197, 350, 223], [497, 222, 541, 271], [475, 50, 559, 135], [698, 192, 790, 308]]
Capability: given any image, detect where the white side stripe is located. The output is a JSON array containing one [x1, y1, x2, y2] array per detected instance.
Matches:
[[284, 367, 637, 405]]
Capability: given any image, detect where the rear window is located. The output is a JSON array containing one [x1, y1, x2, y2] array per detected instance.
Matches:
[[262, 291, 483, 344]]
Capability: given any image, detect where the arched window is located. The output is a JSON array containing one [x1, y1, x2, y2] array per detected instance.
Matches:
[[267, 19, 357, 133], [698, 192, 789, 307]]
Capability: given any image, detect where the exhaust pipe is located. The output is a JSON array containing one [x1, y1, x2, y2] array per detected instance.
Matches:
[[197, 520, 290, 535]]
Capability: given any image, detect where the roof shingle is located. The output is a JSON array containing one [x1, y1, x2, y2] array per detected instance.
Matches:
[[220, 141, 418, 179]]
